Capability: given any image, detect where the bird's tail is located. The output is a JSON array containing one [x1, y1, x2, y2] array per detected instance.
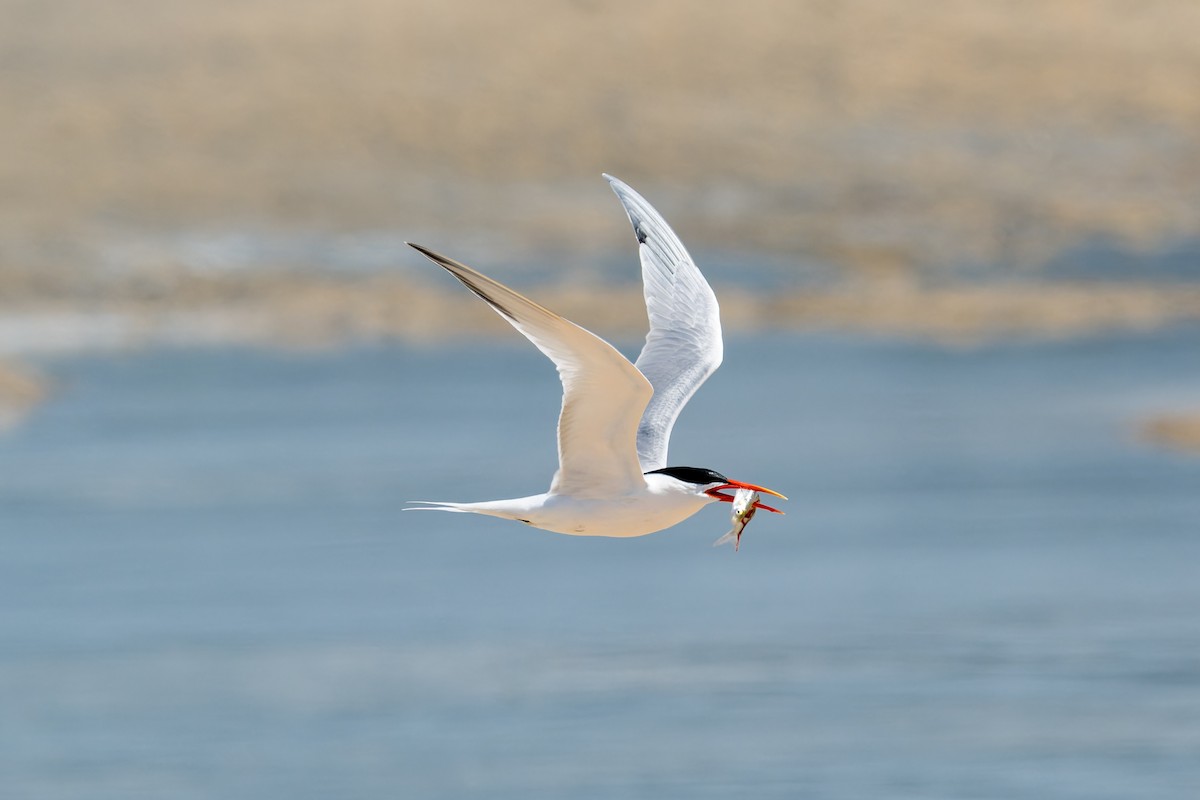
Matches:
[[405, 501, 478, 514], [403, 500, 527, 521]]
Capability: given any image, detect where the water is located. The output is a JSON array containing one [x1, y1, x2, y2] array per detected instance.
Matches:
[[2, 330, 1199, 799]]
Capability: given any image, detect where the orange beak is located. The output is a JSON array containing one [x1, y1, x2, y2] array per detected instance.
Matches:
[[704, 479, 788, 514]]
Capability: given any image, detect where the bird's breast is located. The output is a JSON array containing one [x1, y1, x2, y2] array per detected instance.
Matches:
[[527, 490, 710, 538]]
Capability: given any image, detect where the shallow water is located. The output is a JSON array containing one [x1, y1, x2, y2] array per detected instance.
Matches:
[[2, 330, 1199, 799]]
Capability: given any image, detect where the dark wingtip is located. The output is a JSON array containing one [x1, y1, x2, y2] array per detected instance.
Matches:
[[603, 176, 651, 243], [408, 243, 522, 324], [408, 242, 459, 271]]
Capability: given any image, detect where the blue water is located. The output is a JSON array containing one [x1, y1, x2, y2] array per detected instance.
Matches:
[[2, 330, 1199, 799]]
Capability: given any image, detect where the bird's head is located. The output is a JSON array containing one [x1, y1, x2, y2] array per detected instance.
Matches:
[[645, 467, 786, 513]]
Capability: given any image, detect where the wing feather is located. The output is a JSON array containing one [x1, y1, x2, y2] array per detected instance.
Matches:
[[408, 243, 652, 497], [603, 175, 723, 471]]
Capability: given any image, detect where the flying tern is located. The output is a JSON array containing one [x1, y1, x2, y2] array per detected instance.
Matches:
[[406, 174, 785, 538]]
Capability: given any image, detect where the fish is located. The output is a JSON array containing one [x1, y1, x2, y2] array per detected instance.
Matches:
[[713, 487, 760, 551]]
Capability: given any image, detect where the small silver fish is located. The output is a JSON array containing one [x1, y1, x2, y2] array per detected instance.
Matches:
[[713, 487, 760, 551]]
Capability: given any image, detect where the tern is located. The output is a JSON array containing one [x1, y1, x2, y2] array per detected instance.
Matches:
[[406, 175, 785, 537]]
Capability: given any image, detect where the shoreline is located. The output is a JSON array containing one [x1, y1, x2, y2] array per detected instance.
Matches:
[[4, 275, 1200, 356], [4, 277, 1197, 452]]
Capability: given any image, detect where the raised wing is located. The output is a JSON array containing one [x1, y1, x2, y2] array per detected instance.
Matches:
[[604, 175, 723, 472], [408, 243, 652, 498]]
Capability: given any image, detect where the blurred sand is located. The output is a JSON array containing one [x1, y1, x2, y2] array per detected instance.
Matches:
[[6, 272, 1200, 354], [4, 0, 1200, 271], [1141, 413, 1200, 453], [3, 1, 1200, 439], [0, 361, 45, 431]]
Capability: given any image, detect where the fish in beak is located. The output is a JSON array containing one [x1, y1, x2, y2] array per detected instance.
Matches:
[[705, 479, 787, 514]]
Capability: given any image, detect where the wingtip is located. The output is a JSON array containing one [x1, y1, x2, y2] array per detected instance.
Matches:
[[408, 241, 452, 266], [602, 175, 651, 243], [603, 173, 631, 194]]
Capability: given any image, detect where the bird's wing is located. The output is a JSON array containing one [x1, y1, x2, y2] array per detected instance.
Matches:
[[604, 175, 723, 472], [409, 243, 652, 498]]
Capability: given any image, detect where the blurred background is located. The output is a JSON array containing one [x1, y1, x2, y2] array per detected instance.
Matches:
[[2, 1, 1199, 797]]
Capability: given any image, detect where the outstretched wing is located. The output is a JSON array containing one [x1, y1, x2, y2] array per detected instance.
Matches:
[[604, 175, 723, 472], [408, 243, 652, 498]]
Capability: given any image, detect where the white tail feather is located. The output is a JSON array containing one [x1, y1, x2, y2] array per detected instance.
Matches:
[[404, 501, 475, 513], [403, 499, 535, 522]]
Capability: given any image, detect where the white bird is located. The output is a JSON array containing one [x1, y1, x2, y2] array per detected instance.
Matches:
[[406, 174, 785, 538]]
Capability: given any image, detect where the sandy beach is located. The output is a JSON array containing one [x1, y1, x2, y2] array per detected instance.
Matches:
[[5, 0, 1200, 267], [5, 0, 1200, 318]]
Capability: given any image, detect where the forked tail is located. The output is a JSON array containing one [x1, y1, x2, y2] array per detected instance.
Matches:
[[403, 500, 529, 522], [404, 501, 474, 513]]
